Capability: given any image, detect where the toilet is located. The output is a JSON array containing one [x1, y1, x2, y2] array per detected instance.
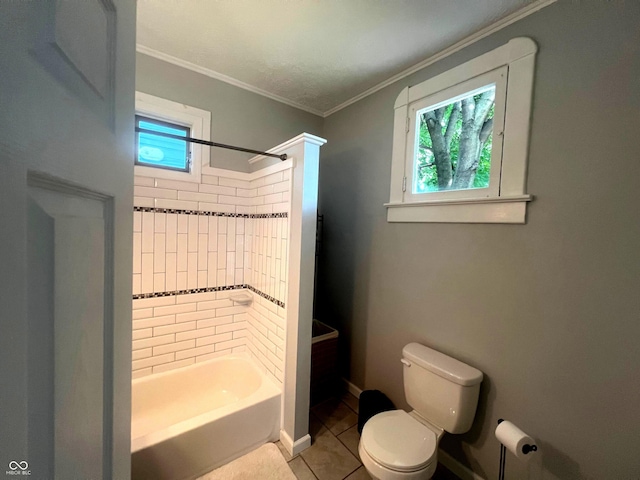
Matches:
[[358, 343, 483, 480]]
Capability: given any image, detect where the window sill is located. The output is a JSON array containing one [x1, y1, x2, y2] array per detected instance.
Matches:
[[384, 195, 532, 224]]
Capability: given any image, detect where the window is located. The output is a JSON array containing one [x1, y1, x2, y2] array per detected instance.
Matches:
[[135, 115, 190, 172], [135, 92, 211, 183], [386, 38, 537, 223]]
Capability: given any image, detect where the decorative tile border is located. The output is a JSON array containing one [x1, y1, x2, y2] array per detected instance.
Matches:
[[133, 283, 285, 308], [133, 206, 287, 219]]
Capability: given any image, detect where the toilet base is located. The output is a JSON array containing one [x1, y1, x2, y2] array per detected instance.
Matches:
[[358, 442, 437, 480]]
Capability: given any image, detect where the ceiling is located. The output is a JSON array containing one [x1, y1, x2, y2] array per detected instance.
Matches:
[[137, 0, 539, 116]]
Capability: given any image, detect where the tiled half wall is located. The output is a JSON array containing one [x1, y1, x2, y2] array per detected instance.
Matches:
[[132, 169, 290, 382]]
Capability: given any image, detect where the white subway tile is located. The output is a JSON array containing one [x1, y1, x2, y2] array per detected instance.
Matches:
[[135, 186, 177, 200], [155, 198, 198, 210], [154, 233, 166, 272], [187, 253, 198, 289], [250, 177, 265, 189], [236, 205, 256, 215], [187, 215, 198, 252], [264, 192, 283, 204], [215, 338, 246, 351], [133, 296, 175, 309], [199, 202, 235, 214], [264, 172, 284, 185], [132, 328, 152, 340], [219, 177, 250, 189], [199, 183, 234, 195], [154, 321, 196, 336], [153, 273, 165, 292], [154, 302, 196, 316], [166, 214, 177, 252], [273, 181, 289, 194], [133, 211, 142, 232], [132, 368, 152, 378], [216, 321, 247, 334], [218, 217, 227, 234], [208, 217, 218, 250], [198, 270, 207, 288], [153, 339, 196, 356], [153, 358, 195, 373], [196, 332, 234, 347], [216, 269, 226, 286], [178, 191, 219, 203], [198, 234, 208, 270], [226, 252, 235, 284], [175, 344, 216, 360], [132, 348, 152, 360], [177, 234, 188, 271], [272, 202, 289, 213], [201, 175, 219, 185], [133, 333, 175, 350], [132, 274, 141, 295], [282, 169, 290, 181], [134, 196, 154, 208], [141, 254, 154, 293], [197, 350, 232, 362], [208, 256, 218, 287], [228, 217, 236, 242], [132, 353, 175, 370], [134, 176, 154, 187], [133, 233, 142, 274], [236, 188, 257, 198], [216, 305, 246, 317], [155, 178, 199, 192], [141, 212, 154, 253], [177, 214, 188, 233], [133, 314, 175, 330], [218, 195, 254, 206], [256, 204, 273, 214], [257, 184, 275, 196], [176, 309, 218, 323], [197, 299, 233, 310], [197, 315, 233, 329], [177, 272, 187, 290], [176, 291, 218, 304], [217, 236, 227, 268], [165, 253, 177, 291]]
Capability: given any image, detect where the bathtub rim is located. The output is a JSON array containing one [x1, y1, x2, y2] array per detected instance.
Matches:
[[131, 353, 281, 453]]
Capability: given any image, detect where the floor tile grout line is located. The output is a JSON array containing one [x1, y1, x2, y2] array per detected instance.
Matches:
[[298, 454, 320, 480]]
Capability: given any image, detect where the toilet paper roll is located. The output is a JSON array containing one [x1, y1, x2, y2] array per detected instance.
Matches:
[[495, 421, 536, 462]]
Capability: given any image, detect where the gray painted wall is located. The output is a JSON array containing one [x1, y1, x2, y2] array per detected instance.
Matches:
[[317, 1, 640, 479], [136, 53, 323, 173]]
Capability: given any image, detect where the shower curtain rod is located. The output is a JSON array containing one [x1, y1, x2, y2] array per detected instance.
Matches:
[[135, 127, 288, 161]]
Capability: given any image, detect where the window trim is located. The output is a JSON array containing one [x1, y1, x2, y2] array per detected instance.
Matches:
[[134, 92, 211, 183], [386, 37, 537, 224]]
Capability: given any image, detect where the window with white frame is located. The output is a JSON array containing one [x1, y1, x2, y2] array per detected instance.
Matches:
[[134, 92, 211, 183], [386, 37, 537, 224]]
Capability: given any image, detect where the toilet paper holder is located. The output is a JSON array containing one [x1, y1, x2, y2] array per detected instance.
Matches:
[[497, 419, 537, 480]]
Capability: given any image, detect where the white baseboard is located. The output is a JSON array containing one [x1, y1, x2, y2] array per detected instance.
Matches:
[[341, 377, 363, 398], [438, 449, 485, 480], [279, 430, 311, 457]]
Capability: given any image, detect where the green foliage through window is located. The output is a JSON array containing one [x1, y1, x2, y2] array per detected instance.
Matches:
[[414, 85, 495, 193]]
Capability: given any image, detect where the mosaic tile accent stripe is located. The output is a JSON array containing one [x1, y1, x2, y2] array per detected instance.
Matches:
[[132, 283, 285, 308], [133, 206, 288, 219]]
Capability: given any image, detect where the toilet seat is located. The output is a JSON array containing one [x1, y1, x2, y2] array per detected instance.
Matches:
[[361, 410, 437, 473]]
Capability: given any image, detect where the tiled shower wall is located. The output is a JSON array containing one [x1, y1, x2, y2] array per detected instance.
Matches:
[[132, 169, 290, 382]]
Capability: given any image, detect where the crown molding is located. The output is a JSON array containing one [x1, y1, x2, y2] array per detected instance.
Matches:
[[136, 44, 324, 117], [323, 0, 556, 117]]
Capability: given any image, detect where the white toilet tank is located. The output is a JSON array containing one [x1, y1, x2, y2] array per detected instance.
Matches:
[[402, 343, 483, 434]]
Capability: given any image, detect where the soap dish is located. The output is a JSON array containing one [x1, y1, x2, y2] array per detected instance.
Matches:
[[229, 291, 253, 305]]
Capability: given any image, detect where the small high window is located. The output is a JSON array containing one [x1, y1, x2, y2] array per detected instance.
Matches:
[[135, 115, 191, 172], [386, 38, 537, 224], [134, 92, 211, 183]]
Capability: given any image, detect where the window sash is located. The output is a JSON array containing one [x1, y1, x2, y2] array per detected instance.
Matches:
[[404, 66, 507, 202], [135, 115, 191, 173]]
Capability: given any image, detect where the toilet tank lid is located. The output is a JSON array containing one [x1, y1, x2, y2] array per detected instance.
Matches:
[[403, 343, 483, 386]]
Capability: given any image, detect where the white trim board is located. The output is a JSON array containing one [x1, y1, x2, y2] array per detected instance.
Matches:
[[137, 1, 555, 118], [438, 450, 486, 480], [136, 44, 324, 117]]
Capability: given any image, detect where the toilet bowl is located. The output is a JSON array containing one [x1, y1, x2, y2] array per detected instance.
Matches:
[[358, 410, 439, 480], [357, 343, 483, 480]]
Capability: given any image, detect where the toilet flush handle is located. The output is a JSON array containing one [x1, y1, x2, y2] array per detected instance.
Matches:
[[400, 359, 411, 367]]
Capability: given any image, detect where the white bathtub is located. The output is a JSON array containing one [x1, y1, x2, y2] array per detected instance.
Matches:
[[131, 354, 281, 480]]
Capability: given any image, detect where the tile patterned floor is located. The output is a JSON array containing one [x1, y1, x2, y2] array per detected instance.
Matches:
[[276, 392, 461, 480]]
